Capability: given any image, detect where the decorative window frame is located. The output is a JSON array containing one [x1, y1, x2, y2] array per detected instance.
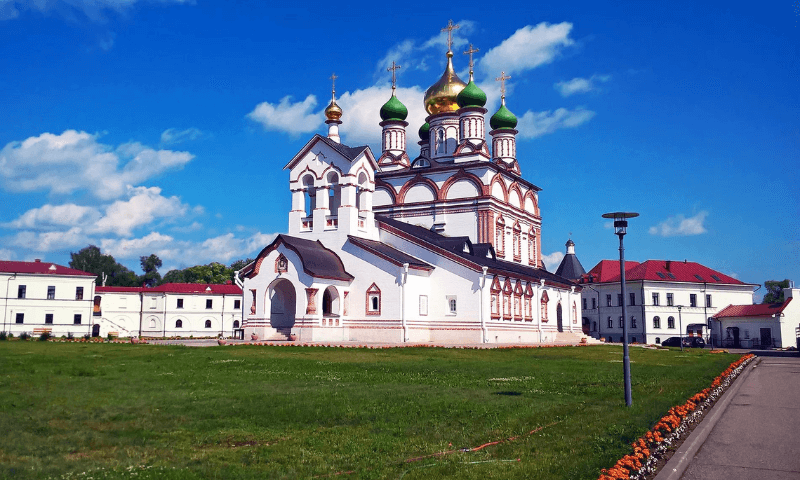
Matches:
[[250, 289, 257, 315], [523, 283, 533, 321], [502, 278, 513, 320], [528, 228, 537, 266], [446, 295, 457, 316], [490, 277, 502, 319], [653, 316, 661, 329], [275, 253, 289, 273], [366, 283, 381, 316], [495, 216, 506, 256], [572, 301, 578, 324], [512, 222, 522, 262], [540, 290, 549, 322]]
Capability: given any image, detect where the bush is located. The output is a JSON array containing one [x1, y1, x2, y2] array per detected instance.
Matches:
[[38, 331, 51, 342], [0, 331, 7, 341], [67, 332, 74, 339], [83, 333, 91, 340], [7, 333, 13, 339], [19, 332, 31, 341]]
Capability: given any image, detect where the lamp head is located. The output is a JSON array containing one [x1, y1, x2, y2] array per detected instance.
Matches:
[[602, 212, 639, 236]]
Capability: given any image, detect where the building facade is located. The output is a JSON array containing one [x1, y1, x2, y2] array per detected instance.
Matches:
[[95, 284, 243, 338], [1, 260, 96, 337], [240, 26, 584, 344], [713, 286, 799, 349], [579, 259, 756, 345]]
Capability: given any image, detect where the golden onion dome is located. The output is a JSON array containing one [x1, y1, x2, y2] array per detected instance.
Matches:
[[324, 92, 343, 121], [423, 51, 467, 115]]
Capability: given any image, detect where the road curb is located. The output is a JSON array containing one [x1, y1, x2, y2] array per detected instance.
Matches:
[[654, 356, 761, 480]]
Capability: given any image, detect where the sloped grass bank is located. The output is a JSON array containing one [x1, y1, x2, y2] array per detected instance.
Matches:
[[0, 343, 738, 479]]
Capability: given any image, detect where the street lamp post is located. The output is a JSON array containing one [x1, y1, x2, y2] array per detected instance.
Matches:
[[602, 211, 638, 407], [677, 305, 683, 351]]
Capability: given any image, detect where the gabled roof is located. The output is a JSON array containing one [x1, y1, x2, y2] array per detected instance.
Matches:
[[375, 215, 577, 289], [715, 298, 793, 318], [555, 254, 586, 281], [149, 283, 242, 294], [283, 134, 376, 171], [0, 260, 95, 277], [347, 236, 433, 271], [96, 286, 143, 293], [242, 234, 354, 282], [582, 259, 749, 285]]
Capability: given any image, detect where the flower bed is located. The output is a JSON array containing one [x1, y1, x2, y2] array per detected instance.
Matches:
[[598, 353, 755, 480]]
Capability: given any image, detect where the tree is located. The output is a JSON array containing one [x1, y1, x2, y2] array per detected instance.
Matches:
[[69, 245, 138, 287], [229, 258, 254, 284], [139, 254, 163, 288], [763, 279, 790, 304]]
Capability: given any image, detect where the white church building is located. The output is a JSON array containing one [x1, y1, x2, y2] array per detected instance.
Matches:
[[240, 28, 584, 344]]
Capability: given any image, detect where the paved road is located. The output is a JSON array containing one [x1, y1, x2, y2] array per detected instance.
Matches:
[[659, 353, 800, 480]]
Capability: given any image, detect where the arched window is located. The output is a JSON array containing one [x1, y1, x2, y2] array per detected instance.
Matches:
[[619, 316, 624, 328], [512, 222, 521, 261], [495, 217, 505, 255], [540, 291, 549, 322], [204, 320, 212, 328], [528, 229, 537, 266], [655, 337, 661, 344], [490, 278, 501, 319], [93, 295, 101, 315], [607, 316, 612, 328], [149, 319, 156, 328], [436, 129, 445, 154], [592, 321, 597, 331], [233, 320, 240, 329], [668, 316, 675, 329], [653, 316, 661, 329], [631, 316, 637, 328], [175, 319, 183, 328], [366, 283, 381, 315], [322, 286, 340, 316], [572, 301, 577, 324], [302, 175, 316, 217], [326, 172, 340, 214]]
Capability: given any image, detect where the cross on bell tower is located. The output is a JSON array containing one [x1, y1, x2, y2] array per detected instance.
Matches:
[[464, 44, 479, 79], [387, 61, 401, 93], [441, 19, 460, 53], [496, 71, 511, 104]]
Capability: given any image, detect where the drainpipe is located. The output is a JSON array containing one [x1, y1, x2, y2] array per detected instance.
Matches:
[[3, 273, 17, 334], [480, 266, 488, 343], [138, 291, 144, 338], [703, 282, 707, 345], [640, 282, 645, 342], [234, 270, 244, 335], [538, 279, 545, 343], [220, 293, 225, 339], [401, 263, 409, 342]]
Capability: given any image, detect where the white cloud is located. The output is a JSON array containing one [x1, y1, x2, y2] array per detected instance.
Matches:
[[101, 231, 277, 265], [3, 204, 101, 230], [337, 86, 427, 146], [555, 74, 611, 97], [649, 211, 709, 237], [0, 248, 15, 260], [160, 127, 202, 146], [479, 23, 575, 77], [541, 251, 565, 271], [0, 130, 193, 200], [421, 19, 476, 51], [247, 95, 321, 136], [0, 0, 193, 22], [517, 107, 596, 138], [91, 186, 190, 236], [9, 227, 89, 252]]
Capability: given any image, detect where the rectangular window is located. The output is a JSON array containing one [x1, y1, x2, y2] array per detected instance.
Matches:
[[606, 294, 612, 307], [607, 317, 613, 328], [617, 294, 623, 306], [690, 294, 697, 307], [629, 293, 636, 306], [15, 313, 24, 324], [17, 285, 26, 299], [652, 293, 660, 306], [706, 294, 712, 308], [73, 314, 82, 325], [177, 298, 184, 309], [149, 297, 157, 309], [666, 293, 674, 306], [234, 299, 241, 309], [75, 287, 84, 300], [47, 286, 55, 300], [582, 298, 587, 310], [591, 298, 596, 309], [419, 295, 428, 316], [45, 313, 53, 324], [668, 317, 675, 329], [206, 299, 213, 309], [447, 295, 457, 315]]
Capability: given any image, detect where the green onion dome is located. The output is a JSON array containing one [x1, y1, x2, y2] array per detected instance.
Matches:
[[418, 122, 430, 141], [456, 79, 487, 108], [379, 94, 408, 122], [489, 103, 517, 130]]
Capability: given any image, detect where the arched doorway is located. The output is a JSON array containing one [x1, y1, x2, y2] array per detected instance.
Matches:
[[322, 286, 340, 316], [269, 279, 296, 329], [92, 324, 100, 337], [556, 303, 563, 332]]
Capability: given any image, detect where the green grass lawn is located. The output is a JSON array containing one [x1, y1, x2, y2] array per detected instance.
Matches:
[[0, 342, 738, 479]]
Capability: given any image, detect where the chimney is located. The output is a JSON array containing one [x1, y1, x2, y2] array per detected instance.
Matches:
[[665, 260, 671, 271], [34, 259, 41, 263]]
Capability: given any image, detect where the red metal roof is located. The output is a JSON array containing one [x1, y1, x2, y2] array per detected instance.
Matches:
[[148, 283, 242, 294], [715, 298, 792, 318], [0, 260, 95, 277], [96, 286, 144, 293], [583, 260, 747, 285]]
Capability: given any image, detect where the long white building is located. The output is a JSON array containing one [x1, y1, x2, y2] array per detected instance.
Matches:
[[1, 260, 96, 337]]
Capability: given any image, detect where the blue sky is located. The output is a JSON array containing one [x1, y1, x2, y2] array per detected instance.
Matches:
[[0, 0, 797, 290]]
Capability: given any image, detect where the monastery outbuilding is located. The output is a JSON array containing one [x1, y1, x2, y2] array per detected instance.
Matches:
[[239, 23, 585, 344]]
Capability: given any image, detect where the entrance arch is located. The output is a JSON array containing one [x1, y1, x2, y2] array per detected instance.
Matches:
[[322, 286, 340, 316], [269, 279, 297, 329], [556, 303, 563, 332]]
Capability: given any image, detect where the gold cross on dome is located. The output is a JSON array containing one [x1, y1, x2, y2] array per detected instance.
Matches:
[[330, 73, 338, 93], [496, 71, 511, 98], [464, 44, 479, 73], [387, 61, 402, 91], [441, 19, 460, 52]]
